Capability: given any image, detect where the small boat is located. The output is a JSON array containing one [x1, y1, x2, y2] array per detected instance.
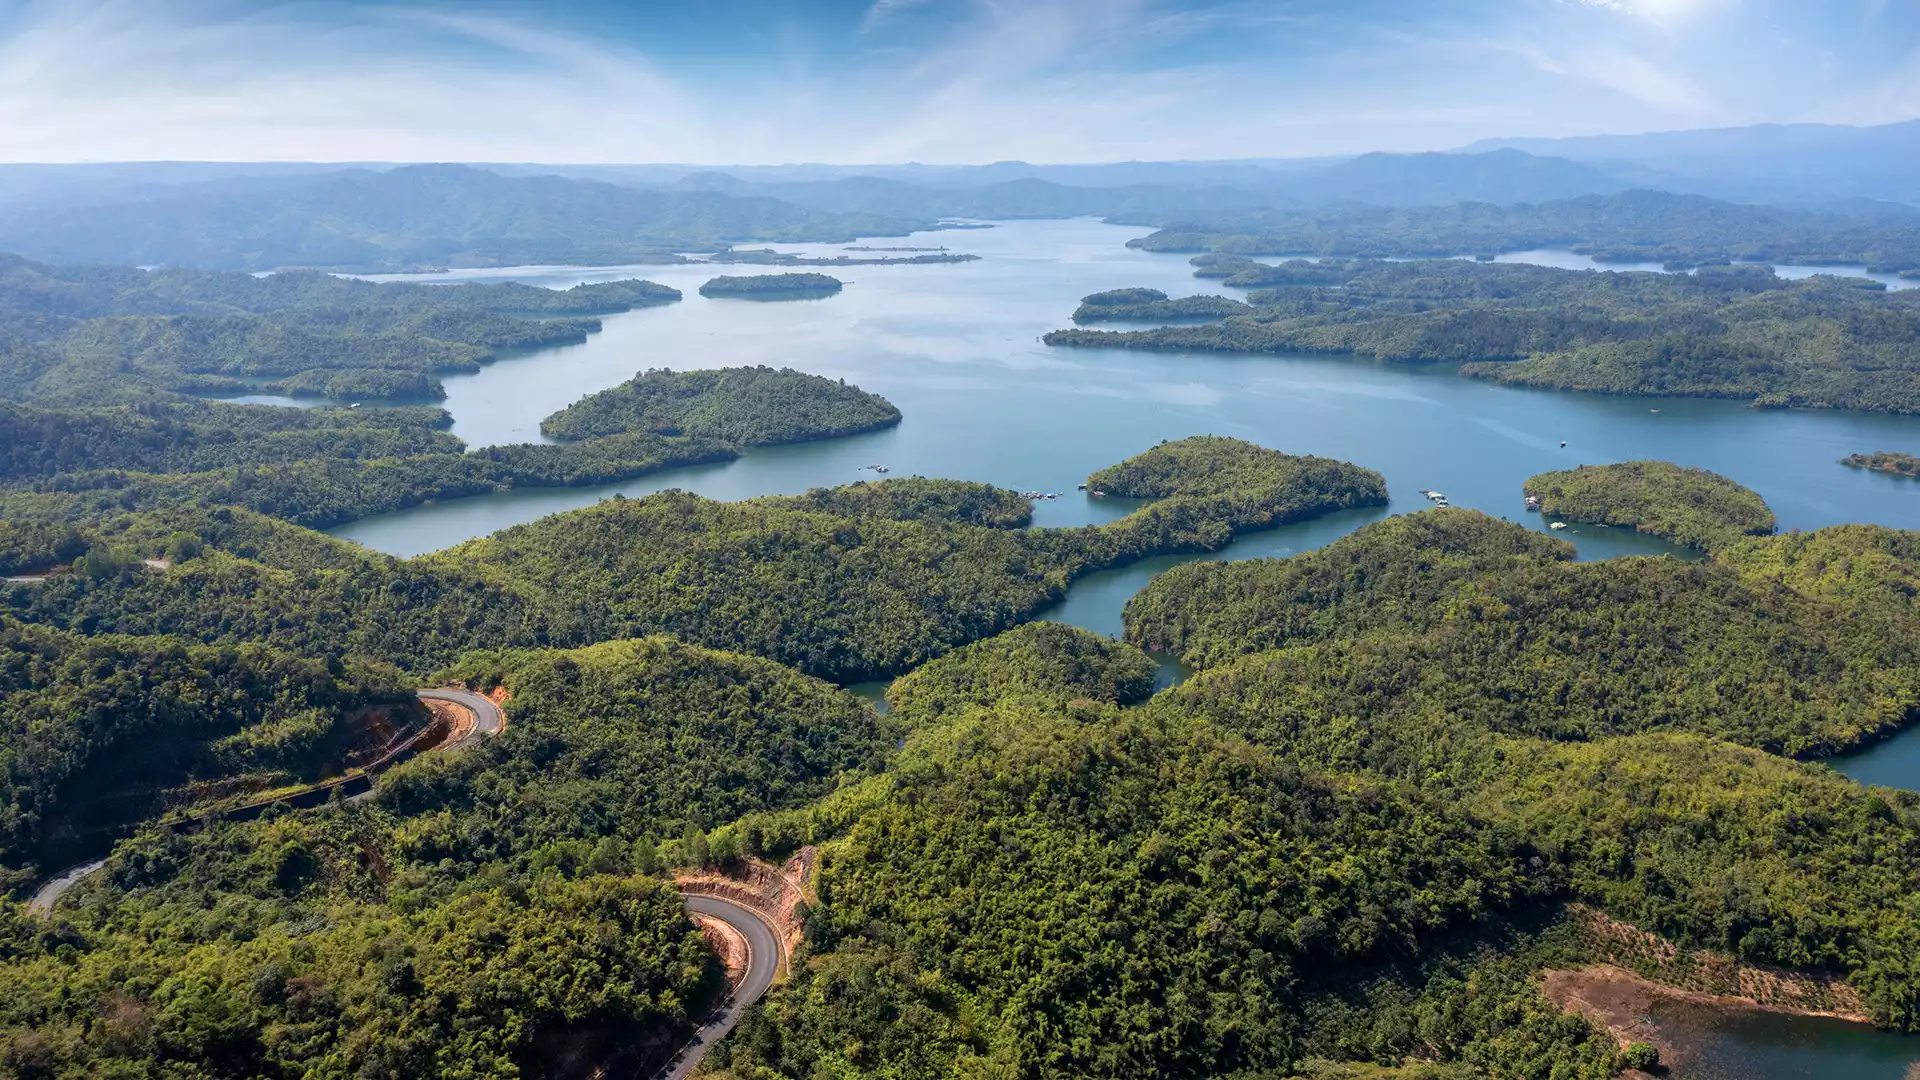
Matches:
[[1426, 491, 1445, 501], [1559, 440, 1567, 447], [1090, 490, 1107, 498], [1076, 483, 1087, 491], [347, 402, 362, 409], [1649, 409, 1660, 414], [1549, 522, 1569, 530]]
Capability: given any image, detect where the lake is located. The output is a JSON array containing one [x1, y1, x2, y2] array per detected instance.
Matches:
[[317, 217, 1920, 1076]]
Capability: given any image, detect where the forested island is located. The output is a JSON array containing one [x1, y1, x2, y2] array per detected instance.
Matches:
[[540, 366, 900, 446], [1046, 259, 1920, 413], [1842, 450, 1920, 478], [1524, 460, 1777, 550], [698, 272, 845, 299], [1071, 287, 1248, 323]]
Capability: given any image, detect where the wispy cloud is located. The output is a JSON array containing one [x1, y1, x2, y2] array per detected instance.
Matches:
[[0, 0, 1910, 163]]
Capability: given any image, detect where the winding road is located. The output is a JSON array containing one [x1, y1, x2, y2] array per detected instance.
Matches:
[[660, 895, 785, 1080], [27, 688, 505, 914]]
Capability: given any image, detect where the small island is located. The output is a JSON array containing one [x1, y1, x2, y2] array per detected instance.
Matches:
[[698, 272, 845, 300], [1524, 460, 1776, 550], [1841, 450, 1920, 478], [541, 365, 899, 446], [1072, 288, 1249, 324]]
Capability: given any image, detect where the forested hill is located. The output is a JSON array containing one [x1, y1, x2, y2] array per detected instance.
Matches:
[[0, 164, 935, 272], [1130, 189, 1920, 273], [1047, 259, 1920, 414], [4, 438, 1385, 681], [541, 366, 899, 445], [1524, 460, 1777, 550], [0, 252, 680, 405]]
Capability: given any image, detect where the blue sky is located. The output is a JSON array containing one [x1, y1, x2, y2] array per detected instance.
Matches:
[[0, 0, 1916, 163]]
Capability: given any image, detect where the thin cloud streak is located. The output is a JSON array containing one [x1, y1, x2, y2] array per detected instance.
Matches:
[[0, 0, 1913, 163]]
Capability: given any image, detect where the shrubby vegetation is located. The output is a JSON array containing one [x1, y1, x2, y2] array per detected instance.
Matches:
[[1046, 258, 1920, 413], [540, 366, 899, 446], [1842, 450, 1920, 478], [1524, 460, 1777, 550], [697, 273, 843, 299], [1071, 287, 1247, 323]]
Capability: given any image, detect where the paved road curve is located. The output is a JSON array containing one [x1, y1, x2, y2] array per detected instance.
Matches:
[[27, 689, 504, 913], [659, 895, 785, 1080]]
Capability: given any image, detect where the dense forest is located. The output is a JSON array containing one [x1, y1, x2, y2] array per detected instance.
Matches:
[[1124, 512, 1920, 1025], [1523, 460, 1777, 550], [3, 438, 1384, 681], [697, 273, 844, 299], [0, 251, 680, 406], [1071, 287, 1248, 323], [0, 617, 413, 887], [1130, 189, 1920, 272], [1125, 508, 1920, 756], [1046, 259, 1920, 413], [540, 367, 899, 446]]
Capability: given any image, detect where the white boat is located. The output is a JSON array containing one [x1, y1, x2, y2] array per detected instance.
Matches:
[[1549, 522, 1569, 530]]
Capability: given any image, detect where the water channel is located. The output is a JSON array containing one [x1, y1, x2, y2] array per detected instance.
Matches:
[[302, 217, 1920, 1075]]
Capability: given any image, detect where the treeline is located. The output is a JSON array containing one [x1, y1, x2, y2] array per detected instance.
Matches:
[[1524, 460, 1777, 550], [540, 366, 900, 446], [5, 439, 1384, 682], [1046, 259, 1920, 414], [1130, 189, 1920, 273]]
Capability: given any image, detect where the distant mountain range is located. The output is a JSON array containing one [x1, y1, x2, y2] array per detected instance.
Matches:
[[0, 164, 929, 271], [0, 119, 1915, 271], [1462, 120, 1920, 203]]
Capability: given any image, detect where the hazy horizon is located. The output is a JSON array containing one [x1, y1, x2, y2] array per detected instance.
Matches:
[[1, 0, 1915, 165]]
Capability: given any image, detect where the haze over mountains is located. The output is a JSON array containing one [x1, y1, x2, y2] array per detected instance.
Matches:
[[2, 119, 1917, 273]]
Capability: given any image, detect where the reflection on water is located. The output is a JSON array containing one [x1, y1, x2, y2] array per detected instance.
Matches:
[[1647, 999, 1919, 1080]]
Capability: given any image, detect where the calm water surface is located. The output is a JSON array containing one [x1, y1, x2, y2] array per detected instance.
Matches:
[[1646, 999, 1918, 1080], [321, 219, 1920, 1071], [330, 218, 1920, 770]]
